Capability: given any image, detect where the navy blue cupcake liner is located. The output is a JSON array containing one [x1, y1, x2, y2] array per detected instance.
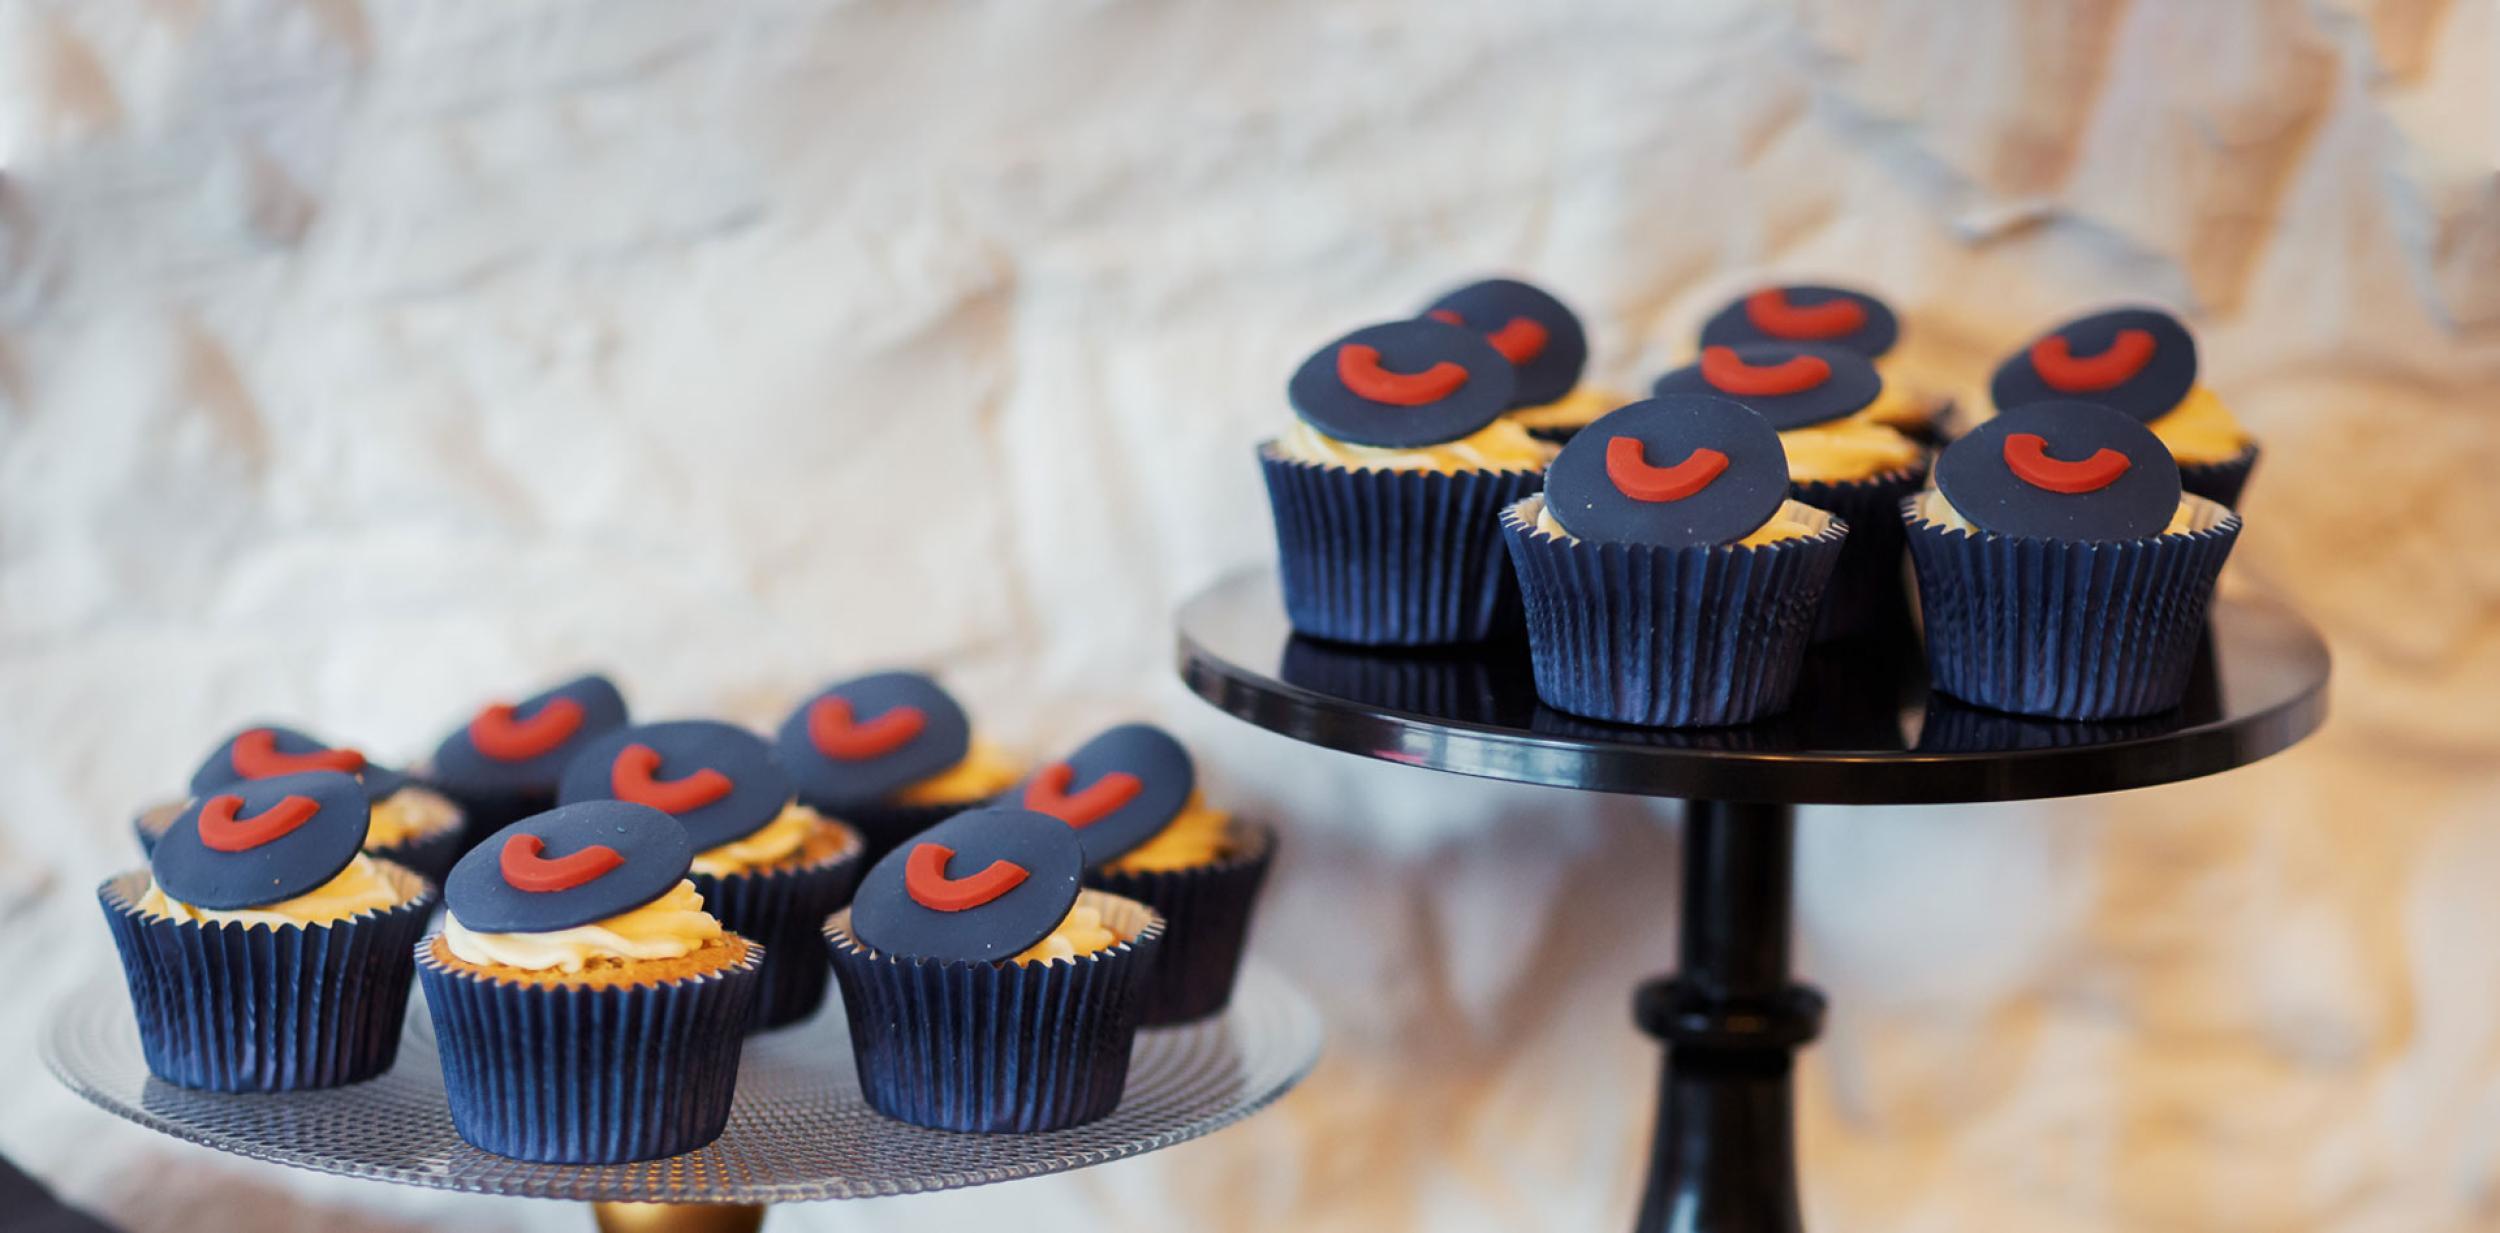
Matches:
[[2177, 443, 2259, 509], [824, 891, 1164, 1132], [417, 935, 764, 1163], [1903, 493, 2241, 720], [1260, 444, 1545, 647], [99, 863, 436, 1092], [689, 823, 866, 1031], [1085, 822, 1275, 1027], [1793, 461, 1929, 641], [1500, 497, 1848, 727]]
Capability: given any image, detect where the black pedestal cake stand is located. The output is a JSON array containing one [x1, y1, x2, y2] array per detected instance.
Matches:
[[1176, 569, 2330, 1233]]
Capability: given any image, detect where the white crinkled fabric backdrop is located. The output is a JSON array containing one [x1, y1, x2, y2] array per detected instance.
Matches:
[[2, 1, 2496, 1230]]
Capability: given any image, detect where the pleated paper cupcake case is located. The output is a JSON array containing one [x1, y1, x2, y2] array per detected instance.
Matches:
[[1085, 823, 1276, 1027], [690, 838, 865, 1031], [1260, 446, 1543, 646]]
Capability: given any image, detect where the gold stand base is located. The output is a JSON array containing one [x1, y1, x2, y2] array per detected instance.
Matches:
[[591, 1202, 766, 1233]]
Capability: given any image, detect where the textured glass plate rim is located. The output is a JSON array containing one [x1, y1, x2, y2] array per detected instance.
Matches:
[[45, 962, 1321, 1204]]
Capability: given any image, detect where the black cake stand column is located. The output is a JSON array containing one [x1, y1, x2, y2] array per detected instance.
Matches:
[[1632, 799, 1825, 1233]]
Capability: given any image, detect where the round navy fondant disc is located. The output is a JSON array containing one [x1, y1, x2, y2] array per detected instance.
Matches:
[[1017, 723, 1195, 866], [848, 807, 1087, 965], [444, 800, 694, 934], [556, 720, 792, 852], [151, 770, 373, 912], [1420, 277, 1590, 409], [773, 672, 973, 809], [1934, 400, 2183, 542], [1286, 319, 1518, 449], [1989, 306, 2198, 423], [431, 674, 630, 795], [1649, 342, 1882, 431], [1543, 395, 1794, 548], [1699, 284, 1900, 359], [187, 724, 411, 804]]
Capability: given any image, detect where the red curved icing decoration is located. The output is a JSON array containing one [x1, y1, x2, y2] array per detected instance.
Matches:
[[2030, 328, 2154, 393], [807, 697, 926, 761], [1744, 289, 1867, 340], [1427, 309, 1463, 325], [197, 793, 320, 853], [1336, 344, 1469, 406], [2003, 432, 2132, 494], [1700, 345, 1830, 397], [499, 833, 624, 893], [609, 743, 733, 814], [230, 728, 365, 778], [469, 698, 586, 761], [1021, 762, 1144, 828], [1606, 439, 1730, 503], [905, 843, 1029, 912]]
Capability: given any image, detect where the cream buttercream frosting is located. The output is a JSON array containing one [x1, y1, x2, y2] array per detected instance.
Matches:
[[1526, 495, 1827, 549], [367, 784, 459, 848], [1104, 793, 1233, 874], [1912, 486, 2199, 538], [1779, 405, 1926, 485], [137, 854, 405, 928], [441, 879, 726, 973], [1869, 354, 1948, 425], [892, 738, 1023, 806], [1009, 902, 1121, 967], [1503, 385, 1628, 432], [690, 801, 834, 876], [1272, 418, 1556, 475]]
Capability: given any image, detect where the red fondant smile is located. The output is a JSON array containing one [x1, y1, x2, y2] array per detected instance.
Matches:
[[1606, 438, 1730, 503], [904, 843, 1029, 912], [1744, 289, 1866, 340], [2003, 432, 2132, 493], [469, 698, 585, 762], [1022, 763, 1144, 828], [808, 697, 926, 761], [1700, 346, 1830, 397], [2030, 329, 2154, 393], [1430, 310, 1550, 364], [230, 728, 365, 779], [609, 744, 733, 814], [1337, 343, 1469, 406], [198, 792, 319, 853], [499, 833, 625, 893]]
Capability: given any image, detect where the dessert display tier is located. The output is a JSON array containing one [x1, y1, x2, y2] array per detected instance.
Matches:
[[1176, 569, 2329, 804], [45, 962, 1320, 1205]]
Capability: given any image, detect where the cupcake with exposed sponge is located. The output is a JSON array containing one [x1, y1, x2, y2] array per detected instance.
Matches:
[[101, 770, 436, 1091], [419, 800, 761, 1162]]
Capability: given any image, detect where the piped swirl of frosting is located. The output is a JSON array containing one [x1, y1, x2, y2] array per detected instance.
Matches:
[[1528, 495, 1824, 548], [689, 801, 827, 876], [137, 854, 403, 928], [891, 738, 1024, 806], [1272, 418, 1556, 475], [442, 879, 726, 972]]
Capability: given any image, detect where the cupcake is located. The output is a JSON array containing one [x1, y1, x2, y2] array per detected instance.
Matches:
[[424, 673, 630, 850], [824, 806, 1164, 1132], [1263, 317, 1553, 646], [558, 720, 863, 1030], [1654, 342, 1928, 639], [1698, 283, 1949, 442], [420, 800, 762, 1162], [771, 671, 1024, 862], [100, 770, 436, 1091], [1014, 723, 1273, 1026], [1988, 306, 2258, 507], [135, 725, 466, 883], [1905, 400, 2241, 719], [1499, 395, 1849, 727], [1421, 276, 1627, 443]]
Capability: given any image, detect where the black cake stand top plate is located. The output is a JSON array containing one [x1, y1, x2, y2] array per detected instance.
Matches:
[[1175, 570, 2329, 805]]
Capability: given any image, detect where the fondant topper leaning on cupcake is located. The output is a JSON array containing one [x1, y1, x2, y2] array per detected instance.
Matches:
[[825, 807, 1166, 1133], [1421, 277, 1629, 443], [1904, 399, 2241, 720], [1654, 342, 1927, 640], [558, 719, 864, 1031], [1698, 283, 1951, 442], [424, 673, 630, 848], [1012, 722, 1273, 1026], [1500, 395, 1849, 728], [421, 800, 762, 1163], [1987, 306, 2258, 507], [101, 770, 438, 1092], [770, 670, 1024, 860], [134, 724, 468, 881], [1262, 317, 1554, 646]]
